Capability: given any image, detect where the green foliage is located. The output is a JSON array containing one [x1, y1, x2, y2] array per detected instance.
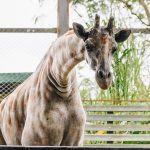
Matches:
[[71, 0, 150, 27]]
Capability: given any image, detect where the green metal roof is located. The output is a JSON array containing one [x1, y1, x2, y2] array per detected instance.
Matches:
[[0, 73, 32, 83]]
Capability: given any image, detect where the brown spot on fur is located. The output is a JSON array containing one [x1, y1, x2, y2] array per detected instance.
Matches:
[[70, 52, 76, 58], [80, 48, 85, 54], [8, 99, 13, 110], [8, 116, 11, 125], [100, 35, 108, 44]]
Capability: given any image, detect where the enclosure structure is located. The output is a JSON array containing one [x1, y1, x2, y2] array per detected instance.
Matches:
[[0, 0, 150, 149]]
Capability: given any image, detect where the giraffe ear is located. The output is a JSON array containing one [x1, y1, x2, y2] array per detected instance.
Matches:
[[73, 22, 88, 41], [115, 29, 131, 43]]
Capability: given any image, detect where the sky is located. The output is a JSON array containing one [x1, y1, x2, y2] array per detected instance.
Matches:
[[0, 0, 57, 72]]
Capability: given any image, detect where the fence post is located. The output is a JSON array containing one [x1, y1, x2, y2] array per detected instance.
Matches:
[[57, 0, 69, 37], [107, 111, 114, 144]]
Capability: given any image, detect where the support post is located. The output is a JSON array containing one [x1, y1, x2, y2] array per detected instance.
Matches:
[[107, 111, 114, 144], [57, 0, 69, 37]]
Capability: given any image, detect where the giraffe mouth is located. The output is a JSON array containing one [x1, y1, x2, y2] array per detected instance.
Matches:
[[95, 72, 112, 90]]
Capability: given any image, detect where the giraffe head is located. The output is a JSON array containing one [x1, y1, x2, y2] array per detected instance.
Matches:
[[73, 14, 131, 90]]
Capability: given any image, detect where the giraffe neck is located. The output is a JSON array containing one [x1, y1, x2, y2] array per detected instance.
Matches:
[[49, 31, 85, 85], [41, 31, 85, 97]]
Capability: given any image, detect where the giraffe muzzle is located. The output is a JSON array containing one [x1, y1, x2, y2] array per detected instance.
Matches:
[[95, 69, 112, 90]]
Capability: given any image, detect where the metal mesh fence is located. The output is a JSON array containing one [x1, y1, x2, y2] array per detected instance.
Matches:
[[0, 33, 56, 101], [0, 73, 32, 100]]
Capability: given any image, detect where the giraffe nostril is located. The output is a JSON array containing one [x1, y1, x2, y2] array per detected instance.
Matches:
[[98, 70, 104, 79], [98, 70, 111, 79], [108, 72, 111, 78]]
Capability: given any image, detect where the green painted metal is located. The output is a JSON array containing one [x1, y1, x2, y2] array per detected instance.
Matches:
[[0, 73, 32, 83]]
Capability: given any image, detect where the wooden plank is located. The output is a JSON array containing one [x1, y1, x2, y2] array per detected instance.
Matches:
[[84, 144, 150, 148], [83, 99, 150, 102], [84, 106, 150, 112], [0, 28, 57, 33], [84, 134, 150, 141], [87, 114, 150, 121], [57, 0, 69, 37], [85, 124, 150, 131]]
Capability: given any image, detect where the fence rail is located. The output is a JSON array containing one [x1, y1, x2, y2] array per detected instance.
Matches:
[[84, 105, 150, 111], [0, 28, 149, 34], [84, 104, 150, 146], [0, 28, 57, 33], [86, 114, 150, 121], [85, 134, 150, 141], [83, 99, 150, 102], [85, 124, 150, 131]]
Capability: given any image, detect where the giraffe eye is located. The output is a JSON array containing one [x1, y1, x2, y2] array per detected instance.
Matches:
[[85, 43, 94, 52]]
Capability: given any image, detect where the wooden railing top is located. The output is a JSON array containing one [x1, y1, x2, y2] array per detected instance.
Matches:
[[83, 99, 150, 102], [84, 105, 150, 111]]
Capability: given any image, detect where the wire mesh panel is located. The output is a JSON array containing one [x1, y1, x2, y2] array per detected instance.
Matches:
[[0, 0, 58, 101], [0, 33, 56, 101], [0, 73, 32, 101]]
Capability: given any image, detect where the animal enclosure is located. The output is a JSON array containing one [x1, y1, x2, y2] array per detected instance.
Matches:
[[0, 0, 150, 148]]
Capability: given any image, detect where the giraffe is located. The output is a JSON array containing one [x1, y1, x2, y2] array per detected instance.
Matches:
[[0, 14, 131, 146]]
